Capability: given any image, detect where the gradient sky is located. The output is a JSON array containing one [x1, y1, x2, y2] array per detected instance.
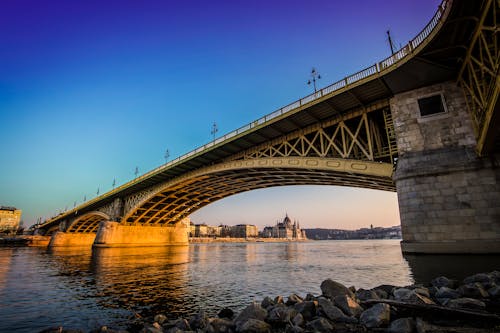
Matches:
[[0, 0, 440, 229]]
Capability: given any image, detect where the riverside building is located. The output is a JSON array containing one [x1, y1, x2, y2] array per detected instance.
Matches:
[[0, 206, 22, 233]]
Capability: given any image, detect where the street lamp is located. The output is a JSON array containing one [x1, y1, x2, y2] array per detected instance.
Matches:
[[307, 67, 321, 93], [164, 149, 170, 163], [211, 122, 218, 142], [112, 178, 116, 189], [134, 166, 139, 178]]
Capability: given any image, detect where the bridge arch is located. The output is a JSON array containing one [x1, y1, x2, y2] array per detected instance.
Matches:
[[123, 157, 394, 226], [66, 211, 111, 233]]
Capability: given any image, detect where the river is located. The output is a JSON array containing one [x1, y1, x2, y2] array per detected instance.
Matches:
[[0, 240, 499, 332]]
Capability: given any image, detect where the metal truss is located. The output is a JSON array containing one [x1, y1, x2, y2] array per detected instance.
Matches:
[[227, 107, 397, 164], [123, 157, 394, 226], [66, 211, 110, 233], [458, 0, 499, 155]]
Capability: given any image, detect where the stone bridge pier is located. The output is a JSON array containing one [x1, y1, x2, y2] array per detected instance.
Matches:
[[391, 81, 500, 254]]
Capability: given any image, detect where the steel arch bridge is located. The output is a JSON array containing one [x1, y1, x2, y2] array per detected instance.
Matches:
[[38, 0, 500, 253]]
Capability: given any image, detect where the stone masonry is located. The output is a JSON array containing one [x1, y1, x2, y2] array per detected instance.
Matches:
[[391, 81, 500, 253]]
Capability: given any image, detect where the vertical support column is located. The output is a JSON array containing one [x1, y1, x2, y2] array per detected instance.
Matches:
[[391, 81, 500, 253]]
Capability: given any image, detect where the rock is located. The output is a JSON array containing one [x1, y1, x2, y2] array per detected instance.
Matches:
[[154, 314, 167, 325], [286, 294, 303, 306], [285, 324, 304, 333], [207, 318, 233, 333], [305, 317, 334, 332], [292, 313, 305, 327], [237, 319, 270, 333], [488, 285, 500, 298], [387, 317, 415, 333], [373, 284, 396, 296], [274, 296, 284, 304], [234, 302, 268, 330], [333, 294, 363, 317], [293, 301, 317, 321], [431, 276, 455, 289], [261, 297, 274, 309], [415, 317, 430, 333], [445, 297, 486, 310], [373, 288, 389, 299], [189, 310, 209, 330], [165, 328, 183, 333], [267, 305, 297, 325], [464, 273, 493, 287], [218, 308, 234, 319], [173, 318, 191, 331], [320, 279, 354, 299], [489, 271, 500, 284], [457, 282, 489, 298], [355, 288, 379, 301], [394, 288, 435, 305], [304, 293, 316, 301], [141, 323, 163, 333], [412, 287, 430, 298], [359, 303, 390, 328], [318, 297, 357, 323], [435, 287, 461, 300]]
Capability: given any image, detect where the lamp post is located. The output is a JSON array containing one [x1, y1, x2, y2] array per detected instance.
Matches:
[[164, 149, 170, 163], [307, 68, 321, 93], [134, 166, 139, 178], [112, 178, 116, 189], [211, 122, 218, 142]]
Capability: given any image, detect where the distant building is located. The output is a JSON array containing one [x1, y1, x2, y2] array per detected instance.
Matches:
[[190, 223, 221, 237], [0, 206, 22, 233], [232, 224, 258, 238], [262, 214, 307, 240]]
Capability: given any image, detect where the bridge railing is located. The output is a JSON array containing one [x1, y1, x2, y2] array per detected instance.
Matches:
[[41, 0, 450, 226], [145, 0, 449, 177]]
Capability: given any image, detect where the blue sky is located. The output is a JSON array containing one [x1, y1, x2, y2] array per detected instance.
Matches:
[[0, 0, 441, 228]]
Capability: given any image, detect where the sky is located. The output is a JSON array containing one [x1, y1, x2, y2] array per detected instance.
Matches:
[[0, 0, 441, 229]]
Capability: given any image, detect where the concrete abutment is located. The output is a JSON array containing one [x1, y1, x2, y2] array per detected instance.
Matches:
[[93, 219, 190, 247], [391, 81, 500, 254], [48, 232, 96, 247]]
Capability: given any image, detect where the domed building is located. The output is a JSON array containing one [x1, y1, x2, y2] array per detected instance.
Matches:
[[262, 213, 307, 240]]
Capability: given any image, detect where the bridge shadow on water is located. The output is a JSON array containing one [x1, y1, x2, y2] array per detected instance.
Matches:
[[404, 253, 500, 284]]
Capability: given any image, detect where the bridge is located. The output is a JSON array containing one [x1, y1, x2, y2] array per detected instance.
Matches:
[[38, 0, 499, 253]]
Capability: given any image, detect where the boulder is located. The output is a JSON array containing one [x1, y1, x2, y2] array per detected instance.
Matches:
[[359, 303, 390, 328], [237, 319, 270, 333], [333, 294, 363, 317], [355, 288, 379, 301], [435, 287, 460, 300], [292, 313, 305, 327], [189, 310, 209, 330], [261, 297, 274, 309], [172, 318, 191, 331], [445, 297, 486, 310], [267, 305, 297, 325], [387, 317, 415, 333], [457, 282, 489, 298], [274, 296, 284, 304], [286, 294, 303, 306], [305, 317, 334, 332], [431, 276, 455, 289], [318, 297, 357, 323], [234, 302, 268, 330], [488, 285, 500, 298], [320, 279, 354, 299], [393, 288, 435, 305], [464, 273, 493, 286], [286, 324, 304, 333], [218, 308, 234, 319], [304, 293, 316, 301], [207, 318, 233, 333], [293, 300, 317, 321]]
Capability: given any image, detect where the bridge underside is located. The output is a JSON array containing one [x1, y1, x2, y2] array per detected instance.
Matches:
[[124, 158, 394, 226]]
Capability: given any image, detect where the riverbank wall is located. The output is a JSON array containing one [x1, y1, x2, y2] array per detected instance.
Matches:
[[189, 237, 308, 243]]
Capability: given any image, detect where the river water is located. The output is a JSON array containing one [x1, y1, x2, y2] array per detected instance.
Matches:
[[1, 240, 499, 332]]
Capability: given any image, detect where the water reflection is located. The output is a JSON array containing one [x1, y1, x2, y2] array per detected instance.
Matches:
[[90, 246, 190, 317], [405, 254, 500, 284], [0, 248, 14, 291]]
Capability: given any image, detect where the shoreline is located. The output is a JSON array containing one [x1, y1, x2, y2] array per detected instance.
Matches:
[[38, 270, 500, 333], [189, 237, 309, 243]]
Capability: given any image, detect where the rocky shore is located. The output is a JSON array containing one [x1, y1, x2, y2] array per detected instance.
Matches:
[[40, 271, 500, 333]]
